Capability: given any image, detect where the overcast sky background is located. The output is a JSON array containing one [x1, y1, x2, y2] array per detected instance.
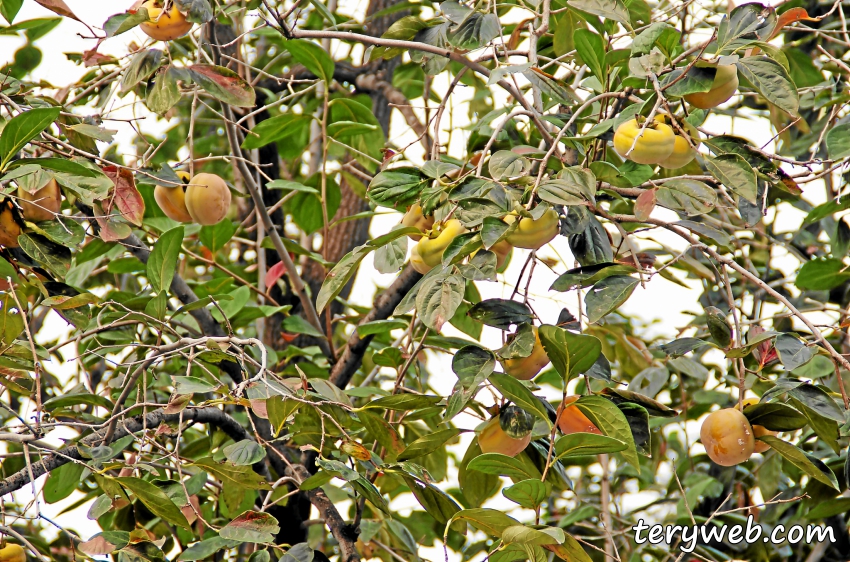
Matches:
[[0, 0, 829, 558]]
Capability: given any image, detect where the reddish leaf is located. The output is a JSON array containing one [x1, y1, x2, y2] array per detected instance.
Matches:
[[249, 398, 268, 419], [34, 0, 83, 22], [266, 261, 286, 287], [634, 188, 657, 221], [104, 166, 145, 226], [93, 202, 132, 242], [188, 65, 256, 108], [768, 8, 820, 41], [79, 536, 118, 556], [83, 49, 116, 67]]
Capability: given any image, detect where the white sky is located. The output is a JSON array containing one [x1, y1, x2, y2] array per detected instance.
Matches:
[[0, 1, 836, 559]]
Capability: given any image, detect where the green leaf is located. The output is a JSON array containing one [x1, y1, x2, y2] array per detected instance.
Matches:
[[467, 453, 541, 480], [452, 345, 496, 379], [316, 227, 417, 313], [489, 151, 530, 180], [0, 106, 60, 169], [18, 233, 71, 278], [446, 508, 521, 538], [267, 395, 300, 436], [554, 433, 627, 459], [147, 226, 184, 294], [398, 427, 464, 461], [826, 123, 850, 160], [758, 436, 838, 490], [774, 334, 814, 371], [315, 458, 390, 514], [538, 325, 602, 380], [286, 39, 335, 83], [281, 315, 326, 339], [489, 373, 552, 427], [655, 179, 717, 216], [178, 538, 240, 561], [242, 114, 314, 150], [705, 154, 758, 204], [363, 394, 442, 411], [502, 479, 551, 509], [573, 29, 605, 83], [416, 272, 465, 331], [568, 0, 631, 27], [467, 299, 534, 329], [736, 56, 798, 115], [584, 275, 639, 323], [190, 457, 271, 490], [43, 461, 84, 503], [42, 393, 113, 411], [199, 220, 236, 253], [573, 395, 640, 470], [796, 258, 850, 291], [222, 440, 267, 466], [806, 498, 850, 520], [114, 476, 192, 529], [120, 49, 163, 93], [219, 511, 280, 543], [502, 525, 563, 546], [0, 0, 24, 24]]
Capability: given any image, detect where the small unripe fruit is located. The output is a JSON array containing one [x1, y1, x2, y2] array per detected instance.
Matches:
[[154, 171, 193, 223], [18, 178, 61, 222], [501, 326, 550, 380], [0, 203, 22, 248], [140, 0, 194, 42], [185, 173, 231, 226], [557, 395, 602, 435], [700, 408, 755, 466], [684, 64, 739, 110]]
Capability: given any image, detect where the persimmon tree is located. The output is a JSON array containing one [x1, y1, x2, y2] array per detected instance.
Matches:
[[1, 0, 850, 561]]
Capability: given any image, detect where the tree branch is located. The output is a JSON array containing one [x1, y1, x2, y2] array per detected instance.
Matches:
[[219, 104, 334, 360], [329, 266, 422, 388], [118, 232, 245, 383], [287, 464, 360, 562], [0, 407, 250, 498]]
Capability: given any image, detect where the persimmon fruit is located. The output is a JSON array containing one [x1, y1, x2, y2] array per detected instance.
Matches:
[[557, 395, 602, 435], [185, 173, 231, 226], [700, 408, 755, 466], [154, 171, 193, 223], [683, 64, 739, 110], [140, 0, 193, 42], [613, 118, 676, 165], [501, 326, 550, 380], [18, 178, 61, 222], [504, 208, 559, 250], [400, 204, 434, 240], [409, 219, 467, 274], [478, 406, 534, 457]]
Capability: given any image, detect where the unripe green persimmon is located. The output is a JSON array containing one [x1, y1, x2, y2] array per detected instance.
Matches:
[[504, 209, 559, 250], [409, 219, 467, 274]]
